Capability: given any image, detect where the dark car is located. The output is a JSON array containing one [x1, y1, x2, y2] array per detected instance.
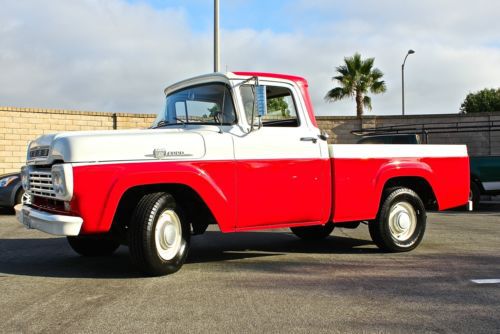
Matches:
[[357, 134, 421, 144], [0, 172, 26, 209]]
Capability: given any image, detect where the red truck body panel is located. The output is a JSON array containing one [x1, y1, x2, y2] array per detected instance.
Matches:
[[71, 158, 332, 234], [330, 156, 469, 222]]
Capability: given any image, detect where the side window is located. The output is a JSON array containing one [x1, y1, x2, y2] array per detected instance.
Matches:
[[240, 85, 299, 127]]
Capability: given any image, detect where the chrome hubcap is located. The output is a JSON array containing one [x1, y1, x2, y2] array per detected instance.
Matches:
[[154, 210, 182, 261], [388, 202, 417, 241]]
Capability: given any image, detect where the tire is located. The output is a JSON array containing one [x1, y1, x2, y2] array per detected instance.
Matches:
[[67, 234, 120, 256], [128, 192, 190, 276], [470, 181, 481, 210], [15, 188, 24, 205], [369, 187, 426, 252], [290, 223, 335, 241]]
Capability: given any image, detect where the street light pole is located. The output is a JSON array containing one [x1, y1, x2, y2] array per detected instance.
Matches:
[[401, 49, 415, 116], [214, 0, 220, 73]]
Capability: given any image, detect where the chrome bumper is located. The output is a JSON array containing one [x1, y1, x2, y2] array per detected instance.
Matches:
[[14, 204, 83, 236]]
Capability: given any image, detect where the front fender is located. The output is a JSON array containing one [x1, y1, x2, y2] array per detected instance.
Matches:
[[71, 161, 236, 234]]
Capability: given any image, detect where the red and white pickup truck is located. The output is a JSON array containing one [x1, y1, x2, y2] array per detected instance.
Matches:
[[15, 72, 470, 275]]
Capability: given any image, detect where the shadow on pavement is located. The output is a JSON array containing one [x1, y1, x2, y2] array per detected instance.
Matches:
[[0, 207, 14, 215], [0, 231, 374, 279]]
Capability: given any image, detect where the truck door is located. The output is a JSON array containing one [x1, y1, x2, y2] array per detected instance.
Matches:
[[233, 83, 328, 229]]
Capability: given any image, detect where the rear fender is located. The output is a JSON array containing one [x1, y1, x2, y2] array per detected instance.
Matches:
[[375, 160, 435, 202]]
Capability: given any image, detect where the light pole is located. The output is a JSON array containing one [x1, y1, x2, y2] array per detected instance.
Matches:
[[214, 0, 220, 73], [401, 49, 415, 116]]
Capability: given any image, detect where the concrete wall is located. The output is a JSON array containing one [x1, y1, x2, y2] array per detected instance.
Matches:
[[1, 106, 499, 174], [0, 107, 155, 174]]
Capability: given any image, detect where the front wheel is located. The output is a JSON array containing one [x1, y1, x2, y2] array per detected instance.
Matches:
[[290, 223, 335, 240], [369, 187, 426, 252], [128, 192, 190, 276]]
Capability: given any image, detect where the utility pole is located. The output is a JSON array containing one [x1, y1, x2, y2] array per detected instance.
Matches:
[[214, 0, 220, 72]]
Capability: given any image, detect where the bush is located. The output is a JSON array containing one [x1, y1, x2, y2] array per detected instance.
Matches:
[[460, 88, 500, 113]]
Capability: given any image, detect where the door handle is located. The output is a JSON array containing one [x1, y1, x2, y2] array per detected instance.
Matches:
[[300, 137, 317, 144]]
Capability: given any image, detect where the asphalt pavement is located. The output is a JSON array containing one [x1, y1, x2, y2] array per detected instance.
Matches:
[[0, 206, 499, 334]]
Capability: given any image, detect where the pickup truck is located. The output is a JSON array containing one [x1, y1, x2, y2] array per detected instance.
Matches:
[[470, 156, 500, 208], [15, 72, 470, 276]]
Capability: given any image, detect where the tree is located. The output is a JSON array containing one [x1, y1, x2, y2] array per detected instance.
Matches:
[[267, 97, 290, 117], [460, 88, 500, 114], [325, 53, 386, 117]]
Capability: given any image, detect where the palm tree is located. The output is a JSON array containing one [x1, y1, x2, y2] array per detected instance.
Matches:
[[325, 53, 387, 117]]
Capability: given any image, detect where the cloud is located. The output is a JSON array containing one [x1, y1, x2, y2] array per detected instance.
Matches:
[[1, 0, 499, 117]]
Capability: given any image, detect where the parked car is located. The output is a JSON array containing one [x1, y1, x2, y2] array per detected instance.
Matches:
[[0, 173, 25, 210], [469, 156, 500, 208], [357, 134, 422, 144]]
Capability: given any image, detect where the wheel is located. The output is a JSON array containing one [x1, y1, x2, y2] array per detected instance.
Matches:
[[470, 181, 481, 210], [290, 223, 335, 240], [369, 187, 426, 252], [67, 234, 120, 256], [15, 188, 30, 205], [128, 192, 190, 276]]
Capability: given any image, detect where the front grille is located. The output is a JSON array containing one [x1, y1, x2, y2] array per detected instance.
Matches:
[[29, 146, 50, 159], [29, 169, 56, 198]]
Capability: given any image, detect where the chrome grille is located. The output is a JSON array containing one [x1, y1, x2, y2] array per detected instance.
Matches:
[[29, 169, 56, 198]]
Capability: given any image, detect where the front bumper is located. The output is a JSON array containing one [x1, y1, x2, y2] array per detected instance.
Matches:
[[14, 204, 83, 236]]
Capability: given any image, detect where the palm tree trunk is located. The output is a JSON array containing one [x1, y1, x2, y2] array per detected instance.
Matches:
[[355, 91, 363, 118]]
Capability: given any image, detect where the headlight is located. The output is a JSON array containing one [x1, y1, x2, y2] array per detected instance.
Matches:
[[51, 164, 74, 201], [21, 166, 30, 190], [52, 165, 67, 197], [0, 175, 18, 188]]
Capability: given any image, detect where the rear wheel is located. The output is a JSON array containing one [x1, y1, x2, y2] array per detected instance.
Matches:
[[369, 187, 426, 252], [67, 234, 120, 256], [128, 192, 190, 276], [290, 223, 335, 240]]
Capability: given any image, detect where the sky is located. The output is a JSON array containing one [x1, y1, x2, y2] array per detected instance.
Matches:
[[1, 0, 499, 116]]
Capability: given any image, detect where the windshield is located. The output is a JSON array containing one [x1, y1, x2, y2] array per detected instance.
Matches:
[[152, 83, 236, 128]]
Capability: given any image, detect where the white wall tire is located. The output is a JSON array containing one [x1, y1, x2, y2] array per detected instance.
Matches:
[[369, 187, 426, 252], [128, 192, 190, 276]]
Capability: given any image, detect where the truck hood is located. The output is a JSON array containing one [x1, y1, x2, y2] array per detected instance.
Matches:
[[27, 128, 207, 165]]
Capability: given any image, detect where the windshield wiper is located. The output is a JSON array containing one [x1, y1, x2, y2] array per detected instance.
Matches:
[[150, 119, 184, 129]]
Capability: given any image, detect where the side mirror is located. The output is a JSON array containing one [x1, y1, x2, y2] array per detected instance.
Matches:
[[255, 85, 267, 117]]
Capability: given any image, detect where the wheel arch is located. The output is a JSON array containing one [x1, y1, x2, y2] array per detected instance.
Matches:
[[111, 183, 217, 238], [382, 176, 438, 210]]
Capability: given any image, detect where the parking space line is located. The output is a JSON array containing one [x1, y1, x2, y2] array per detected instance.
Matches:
[[470, 279, 500, 284]]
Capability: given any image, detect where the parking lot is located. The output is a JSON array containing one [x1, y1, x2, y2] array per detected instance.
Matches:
[[0, 206, 499, 334]]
